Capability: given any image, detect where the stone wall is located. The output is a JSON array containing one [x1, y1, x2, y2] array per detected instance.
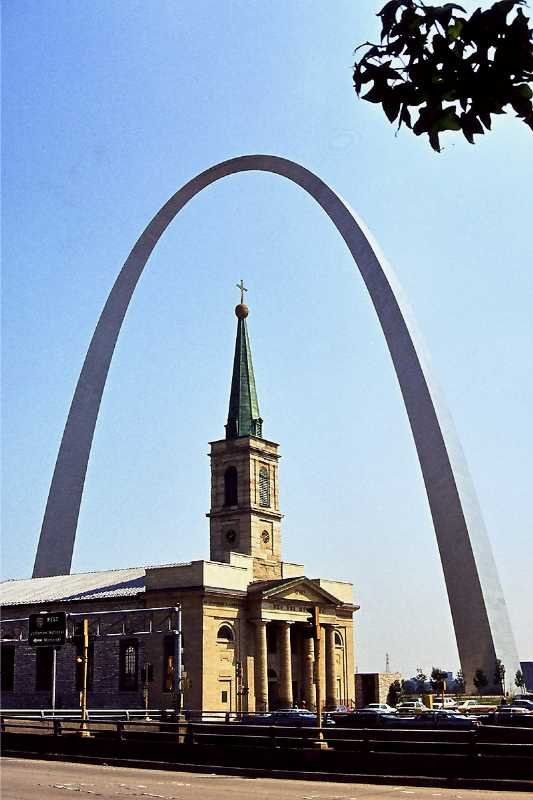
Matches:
[[354, 671, 402, 707]]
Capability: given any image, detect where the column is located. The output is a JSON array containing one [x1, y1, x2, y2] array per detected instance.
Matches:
[[278, 622, 293, 708], [325, 625, 337, 710], [302, 633, 316, 711], [254, 621, 269, 712]]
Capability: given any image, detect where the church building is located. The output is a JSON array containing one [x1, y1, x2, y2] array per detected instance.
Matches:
[[0, 295, 358, 713]]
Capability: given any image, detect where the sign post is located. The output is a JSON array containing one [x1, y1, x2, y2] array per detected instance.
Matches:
[[29, 612, 67, 714], [173, 606, 183, 716], [29, 611, 67, 647], [51, 648, 57, 712]]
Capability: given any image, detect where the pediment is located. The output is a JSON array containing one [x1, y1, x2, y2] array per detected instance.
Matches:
[[250, 577, 342, 606]]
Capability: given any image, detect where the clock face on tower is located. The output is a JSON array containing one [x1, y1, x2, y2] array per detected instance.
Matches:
[[225, 529, 236, 544], [261, 530, 270, 544]]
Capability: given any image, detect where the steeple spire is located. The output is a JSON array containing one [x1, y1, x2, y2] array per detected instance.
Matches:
[[226, 282, 263, 439]]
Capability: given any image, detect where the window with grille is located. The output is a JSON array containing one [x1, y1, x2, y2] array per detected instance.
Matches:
[[119, 640, 138, 691], [259, 467, 270, 507]]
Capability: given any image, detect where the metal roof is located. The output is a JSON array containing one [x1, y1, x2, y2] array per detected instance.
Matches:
[[0, 566, 146, 607]]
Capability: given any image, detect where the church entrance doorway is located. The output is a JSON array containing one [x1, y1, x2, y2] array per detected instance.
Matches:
[[267, 668, 279, 709]]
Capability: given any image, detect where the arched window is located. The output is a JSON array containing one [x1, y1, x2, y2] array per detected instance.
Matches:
[[224, 466, 238, 506], [334, 630, 343, 647], [217, 624, 234, 642], [119, 640, 138, 690], [259, 467, 270, 507]]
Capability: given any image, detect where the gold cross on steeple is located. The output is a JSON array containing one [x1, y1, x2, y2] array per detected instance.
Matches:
[[237, 279, 247, 304]]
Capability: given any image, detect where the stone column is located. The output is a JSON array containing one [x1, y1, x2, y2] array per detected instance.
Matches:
[[325, 625, 337, 710], [302, 633, 316, 711], [254, 621, 269, 712], [278, 622, 293, 708]]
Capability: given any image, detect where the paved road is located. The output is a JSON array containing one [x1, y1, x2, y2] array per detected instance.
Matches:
[[0, 758, 528, 800]]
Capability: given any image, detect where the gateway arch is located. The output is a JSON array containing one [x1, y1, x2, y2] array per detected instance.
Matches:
[[32, 154, 519, 691]]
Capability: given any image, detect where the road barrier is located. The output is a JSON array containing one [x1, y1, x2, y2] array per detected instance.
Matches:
[[1, 713, 533, 786]]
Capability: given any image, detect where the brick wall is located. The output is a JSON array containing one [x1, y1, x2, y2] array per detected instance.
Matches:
[[1, 638, 148, 710]]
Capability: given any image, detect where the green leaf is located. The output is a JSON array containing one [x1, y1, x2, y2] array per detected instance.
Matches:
[[436, 109, 462, 131], [429, 129, 442, 152], [516, 83, 533, 100], [447, 19, 464, 40], [478, 111, 492, 129], [383, 93, 402, 122], [399, 103, 413, 128], [362, 85, 385, 103], [378, 0, 407, 40]]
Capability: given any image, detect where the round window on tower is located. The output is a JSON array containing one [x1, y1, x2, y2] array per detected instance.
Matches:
[[225, 529, 237, 544], [261, 530, 270, 544]]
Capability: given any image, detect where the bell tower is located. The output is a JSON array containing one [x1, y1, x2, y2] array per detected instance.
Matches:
[[208, 284, 283, 580]]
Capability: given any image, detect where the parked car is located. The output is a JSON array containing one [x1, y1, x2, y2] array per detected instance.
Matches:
[[396, 700, 429, 715], [270, 709, 336, 727], [457, 699, 497, 714], [509, 699, 533, 711], [333, 710, 390, 728], [361, 703, 397, 714], [240, 712, 275, 725], [433, 697, 458, 710], [485, 707, 533, 726], [406, 710, 480, 729]]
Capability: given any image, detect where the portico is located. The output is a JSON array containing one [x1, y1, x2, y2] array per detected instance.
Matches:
[[247, 577, 355, 711]]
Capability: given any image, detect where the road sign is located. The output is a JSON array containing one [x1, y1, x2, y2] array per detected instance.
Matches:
[[28, 611, 67, 647]]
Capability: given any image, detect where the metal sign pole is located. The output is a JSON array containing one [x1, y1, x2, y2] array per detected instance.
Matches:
[[174, 606, 183, 715], [51, 648, 57, 713]]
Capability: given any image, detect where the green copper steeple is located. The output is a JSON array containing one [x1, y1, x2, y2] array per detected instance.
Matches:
[[226, 282, 263, 439]]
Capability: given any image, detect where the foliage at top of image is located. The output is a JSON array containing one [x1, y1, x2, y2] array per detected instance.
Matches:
[[353, 0, 533, 151]]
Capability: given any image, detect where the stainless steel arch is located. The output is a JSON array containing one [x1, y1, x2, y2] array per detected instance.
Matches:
[[32, 154, 519, 690]]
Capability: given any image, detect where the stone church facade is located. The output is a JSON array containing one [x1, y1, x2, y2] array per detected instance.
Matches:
[[1, 298, 357, 712]]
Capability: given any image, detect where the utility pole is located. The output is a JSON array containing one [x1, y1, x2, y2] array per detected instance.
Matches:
[[79, 618, 91, 737], [308, 605, 328, 748]]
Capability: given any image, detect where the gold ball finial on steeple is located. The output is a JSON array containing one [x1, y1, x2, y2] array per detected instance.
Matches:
[[235, 279, 249, 317], [235, 303, 249, 318]]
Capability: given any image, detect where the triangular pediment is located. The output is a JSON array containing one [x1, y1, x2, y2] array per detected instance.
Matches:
[[249, 576, 343, 606]]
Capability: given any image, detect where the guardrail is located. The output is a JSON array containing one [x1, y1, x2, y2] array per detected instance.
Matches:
[[0, 708, 167, 721], [2, 713, 533, 746], [2, 714, 533, 784]]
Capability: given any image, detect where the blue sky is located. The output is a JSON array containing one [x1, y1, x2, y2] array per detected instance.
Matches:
[[2, 0, 532, 677]]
